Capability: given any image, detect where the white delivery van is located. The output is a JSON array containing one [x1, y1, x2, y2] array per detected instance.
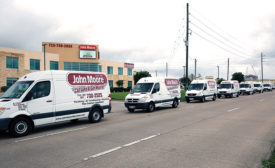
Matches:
[[239, 81, 254, 95], [185, 78, 217, 103], [217, 80, 240, 98], [0, 71, 111, 137], [124, 77, 181, 112], [263, 83, 273, 92], [253, 82, 264, 93]]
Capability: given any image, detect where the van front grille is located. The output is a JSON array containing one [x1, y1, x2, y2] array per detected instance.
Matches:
[[127, 99, 139, 103], [187, 94, 196, 96]]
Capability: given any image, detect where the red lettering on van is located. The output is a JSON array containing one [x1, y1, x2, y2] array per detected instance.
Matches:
[[208, 81, 216, 87], [165, 79, 179, 86], [67, 73, 107, 85]]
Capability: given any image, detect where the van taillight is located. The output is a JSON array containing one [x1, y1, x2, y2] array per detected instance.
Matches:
[[109, 94, 111, 104]]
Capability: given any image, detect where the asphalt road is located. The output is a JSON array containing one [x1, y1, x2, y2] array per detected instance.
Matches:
[[1, 91, 275, 168]]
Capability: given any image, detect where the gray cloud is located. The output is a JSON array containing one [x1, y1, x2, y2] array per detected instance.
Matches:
[[0, 0, 86, 51]]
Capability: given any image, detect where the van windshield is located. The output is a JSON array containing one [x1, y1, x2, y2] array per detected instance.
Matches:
[[188, 83, 204, 90], [254, 84, 261, 87], [0, 81, 34, 99], [264, 84, 271, 87], [219, 84, 232, 89], [132, 83, 154, 93], [240, 84, 250, 88]]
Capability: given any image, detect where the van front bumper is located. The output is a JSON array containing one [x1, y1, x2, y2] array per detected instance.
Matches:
[[217, 92, 232, 96], [185, 96, 204, 101], [0, 118, 11, 131], [125, 102, 149, 109]]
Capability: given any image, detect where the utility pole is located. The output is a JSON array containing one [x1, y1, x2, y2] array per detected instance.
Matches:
[[227, 58, 229, 80], [185, 3, 189, 87], [166, 62, 168, 77], [183, 66, 186, 78], [155, 70, 158, 77], [261, 53, 263, 83], [217, 65, 219, 79], [42, 44, 47, 70], [194, 59, 197, 79]]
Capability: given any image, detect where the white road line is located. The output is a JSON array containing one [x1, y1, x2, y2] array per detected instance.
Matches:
[[259, 99, 265, 102], [83, 133, 160, 160], [15, 126, 88, 143], [227, 107, 240, 112]]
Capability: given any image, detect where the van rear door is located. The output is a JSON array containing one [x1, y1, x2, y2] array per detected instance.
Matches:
[[23, 80, 55, 126]]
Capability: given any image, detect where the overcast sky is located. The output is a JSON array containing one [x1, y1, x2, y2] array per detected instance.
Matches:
[[1, 0, 275, 79]]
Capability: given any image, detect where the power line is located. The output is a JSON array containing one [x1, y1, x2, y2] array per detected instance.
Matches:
[[190, 21, 251, 58], [192, 30, 250, 58], [190, 6, 254, 54]]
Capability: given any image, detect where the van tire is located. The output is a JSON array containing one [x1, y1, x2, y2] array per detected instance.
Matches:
[[217, 95, 221, 98], [200, 96, 205, 103], [172, 99, 178, 108], [186, 98, 190, 103], [236, 93, 239, 97], [9, 117, 32, 137], [147, 102, 155, 112], [128, 108, 135, 112], [212, 95, 216, 101], [89, 108, 102, 123]]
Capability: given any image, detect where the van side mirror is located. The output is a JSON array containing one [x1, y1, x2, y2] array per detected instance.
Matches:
[[23, 92, 33, 102], [204, 86, 207, 90], [152, 89, 157, 94]]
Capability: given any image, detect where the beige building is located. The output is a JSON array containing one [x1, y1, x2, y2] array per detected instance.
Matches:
[[0, 42, 134, 89]]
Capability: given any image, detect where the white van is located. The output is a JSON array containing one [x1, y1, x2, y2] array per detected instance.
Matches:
[[263, 83, 273, 92], [124, 77, 181, 112], [253, 82, 264, 93], [185, 78, 217, 103], [217, 80, 240, 98], [239, 81, 254, 95], [0, 71, 111, 137]]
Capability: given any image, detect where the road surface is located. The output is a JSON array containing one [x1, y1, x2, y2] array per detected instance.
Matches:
[[0, 91, 275, 168]]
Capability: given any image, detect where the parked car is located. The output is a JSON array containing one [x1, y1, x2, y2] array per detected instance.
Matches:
[[0, 71, 111, 137], [124, 77, 181, 112], [263, 83, 272, 92], [217, 80, 240, 98], [240, 81, 255, 95], [185, 78, 217, 103], [253, 82, 264, 93]]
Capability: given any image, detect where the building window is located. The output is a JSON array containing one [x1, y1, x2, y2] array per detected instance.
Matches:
[[30, 59, 40, 70], [6, 56, 18, 69], [6, 78, 18, 87], [98, 65, 102, 72], [107, 66, 113, 74], [109, 80, 113, 88], [118, 67, 123, 75], [127, 68, 132, 76], [50, 61, 59, 70], [128, 81, 132, 88], [64, 62, 98, 72]]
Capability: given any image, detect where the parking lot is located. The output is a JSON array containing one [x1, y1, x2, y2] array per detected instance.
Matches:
[[0, 91, 275, 168]]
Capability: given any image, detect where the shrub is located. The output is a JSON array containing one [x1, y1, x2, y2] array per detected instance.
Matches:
[[1, 86, 9, 92]]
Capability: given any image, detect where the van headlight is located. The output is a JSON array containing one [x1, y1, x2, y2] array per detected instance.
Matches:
[[0, 108, 5, 116], [139, 95, 149, 102]]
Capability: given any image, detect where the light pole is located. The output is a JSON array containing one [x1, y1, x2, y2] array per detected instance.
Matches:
[[42, 44, 47, 70]]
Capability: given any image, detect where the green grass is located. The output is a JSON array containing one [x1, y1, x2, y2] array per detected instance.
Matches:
[[181, 90, 186, 101], [111, 92, 129, 100], [111, 90, 186, 101], [262, 148, 275, 168]]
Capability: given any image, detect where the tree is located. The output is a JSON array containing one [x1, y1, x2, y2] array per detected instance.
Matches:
[[179, 77, 191, 88], [134, 71, 151, 84], [231, 72, 245, 83], [217, 78, 225, 84], [116, 80, 123, 87]]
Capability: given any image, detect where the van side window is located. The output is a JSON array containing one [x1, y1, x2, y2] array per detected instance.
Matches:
[[153, 83, 160, 93], [24, 81, 51, 101]]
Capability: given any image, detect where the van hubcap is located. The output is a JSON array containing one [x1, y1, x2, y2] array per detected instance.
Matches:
[[93, 111, 100, 121], [15, 121, 27, 134]]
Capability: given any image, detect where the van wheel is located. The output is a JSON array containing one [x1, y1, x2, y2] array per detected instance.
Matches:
[[147, 102, 155, 112], [128, 108, 135, 112], [172, 99, 178, 108], [236, 93, 239, 97], [186, 98, 190, 103], [217, 95, 221, 99], [9, 117, 32, 137], [200, 96, 205, 103], [89, 108, 102, 123], [212, 95, 216, 101]]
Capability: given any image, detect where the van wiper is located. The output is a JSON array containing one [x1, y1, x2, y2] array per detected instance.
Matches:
[[0, 96, 11, 99]]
